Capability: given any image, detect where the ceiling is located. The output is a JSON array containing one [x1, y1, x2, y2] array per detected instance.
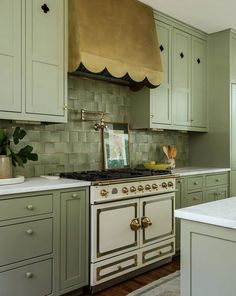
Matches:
[[139, 0, 236, 34]]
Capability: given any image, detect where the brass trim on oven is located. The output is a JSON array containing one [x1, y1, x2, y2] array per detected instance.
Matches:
[[142, 242, 174, 264], [96, 203, 138, 258], [96, 254, 138, 281], [142, 195, 175, 244]]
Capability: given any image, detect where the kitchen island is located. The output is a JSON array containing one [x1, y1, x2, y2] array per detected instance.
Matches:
[[175, 197, 236, 296]]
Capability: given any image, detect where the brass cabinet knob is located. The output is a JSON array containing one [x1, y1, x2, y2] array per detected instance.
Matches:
[[152, 183, 158, 190], [26, 204, 34, 211], [162, 182, 167, 188], [138, 185, 144, 191], [72, 193, 78, 198], [193, 197, 199, 201], [130, 218, 141, 231], [26, 229, 34, 235], [145, 184, 151, 190], [168, 181, 174, 187], [141, 216, 153, 228], [122, 187, 129, 194], [117, 265, 122, 271], [194, 181, 198, 185], [130, 186, 136, 192], [26, 272, 33, 279], [100, 189, 109, 197]]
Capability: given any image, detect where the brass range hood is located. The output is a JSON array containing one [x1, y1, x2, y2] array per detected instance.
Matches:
[[68, 0, 163, 90]]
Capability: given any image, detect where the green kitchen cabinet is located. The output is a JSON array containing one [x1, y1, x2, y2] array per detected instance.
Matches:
[[130, 12, 207, 132], [60, 188, 89, 294], [0, 0, 22, 114], [191, 37, 207, 128], [172, 29, 191, 127], [0, 0, 67, 123], [176, 171, 229, 250]]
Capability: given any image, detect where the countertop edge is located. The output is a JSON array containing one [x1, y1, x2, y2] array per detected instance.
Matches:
[[173, 167, 231, 176]]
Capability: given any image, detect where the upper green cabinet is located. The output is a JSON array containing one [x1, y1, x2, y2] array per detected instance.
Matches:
[[172, 28, 191, 127], [130, 12, 207, 132], [0, 0, 67, 123], [0, 0, 22, 114]]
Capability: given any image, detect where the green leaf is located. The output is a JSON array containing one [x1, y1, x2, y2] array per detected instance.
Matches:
[[13, 127, 26, 145]]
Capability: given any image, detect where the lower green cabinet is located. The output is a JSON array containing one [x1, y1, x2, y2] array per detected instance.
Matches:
[[175, 171, 229, 251], [60, 189, 89, 293]]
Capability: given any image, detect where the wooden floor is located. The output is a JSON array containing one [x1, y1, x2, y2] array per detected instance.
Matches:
[[89, 256, 180, 296]]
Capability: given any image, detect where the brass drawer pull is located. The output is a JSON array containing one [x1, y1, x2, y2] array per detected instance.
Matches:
[[193, 197, 199, 201], [117, 265, 122, 271], [26, 229, 34, 235], [193, 181, 198, 185], [215, 179, 220, 182], [26, 204, 34, 211], [141, 216, 153, 228], [72, 193, 78, 198]]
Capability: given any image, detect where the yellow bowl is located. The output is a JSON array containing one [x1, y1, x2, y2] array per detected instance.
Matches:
[[144, 162, 171, 170]]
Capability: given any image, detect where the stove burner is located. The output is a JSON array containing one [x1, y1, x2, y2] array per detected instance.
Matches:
[[60, 168, 172, 182]]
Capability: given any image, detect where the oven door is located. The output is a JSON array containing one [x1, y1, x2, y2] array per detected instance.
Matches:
[[91, 198, 140, 262], [140, 192, 175, 247]]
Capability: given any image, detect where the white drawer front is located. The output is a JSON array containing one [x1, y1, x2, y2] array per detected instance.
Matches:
[[0, 194, 53, 221], [0, 218, 52, 266], [91, 252, 138, 286], [0, 259, 52, 296], [142, 238, 175, 266]]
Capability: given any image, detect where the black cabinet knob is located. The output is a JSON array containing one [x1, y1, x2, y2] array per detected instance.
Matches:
[[180, 52, 184, 59], [159, 44, 164, 52], [197, 58, 201, 64], [41, 3, 49, 13]]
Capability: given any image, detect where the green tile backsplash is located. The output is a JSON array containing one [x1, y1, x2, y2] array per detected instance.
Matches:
[[1, 76, 189, 177]]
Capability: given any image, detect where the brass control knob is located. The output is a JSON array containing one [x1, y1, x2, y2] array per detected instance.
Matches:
[[162, 182, 167, 188], [138, 185, 144, 191], [141, 216, 153, 228], [130, 186, 136, 193], [100, 189, 109, 197], [152, 183, 158, 190], [168, 181, 174, 187], [122, 187, 129, 194], [145, 184, 151, 190], [130, 218, 141, 231]]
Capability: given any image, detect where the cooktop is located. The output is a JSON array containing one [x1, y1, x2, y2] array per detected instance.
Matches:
[[60, 168, 172, 182]]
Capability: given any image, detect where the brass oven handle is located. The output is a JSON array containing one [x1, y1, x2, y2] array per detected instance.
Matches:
[[141, 216, 153, 228], [130, 218, 141, 231]]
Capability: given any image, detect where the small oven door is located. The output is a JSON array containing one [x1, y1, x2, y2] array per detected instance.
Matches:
[[140, 192, 175, 247], [91, 198, 140, 262]]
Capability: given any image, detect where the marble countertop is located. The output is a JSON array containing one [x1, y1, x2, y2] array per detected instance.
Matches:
[[0, 177, 91, 196], [173, 167, 230, 176], [175, 197, 236, 229]]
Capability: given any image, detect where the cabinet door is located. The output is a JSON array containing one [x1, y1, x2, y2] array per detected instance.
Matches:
[[60, 190, 88, 290], [150, 21, 172, 126], [191, 37, 207, 128], [0, 0, 21, 113], [140, 193, 175, 247], [25, 0, 66, 118], [172, 29, 191, 126], [217, 186, 228, 200]]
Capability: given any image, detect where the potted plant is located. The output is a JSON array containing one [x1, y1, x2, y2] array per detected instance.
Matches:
[[0, 127, 38, 179]]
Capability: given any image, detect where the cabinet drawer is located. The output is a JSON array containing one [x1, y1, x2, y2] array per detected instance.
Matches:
[[205, 173, 228, 187], [92, 253, 138, 285], [0, 194, 53, 221], [0, 259, 52, 296], [186, 191, 203, 206], [187, 176, 203, 191], [0, 218, 52, 266], [142, 238, 175, 265]]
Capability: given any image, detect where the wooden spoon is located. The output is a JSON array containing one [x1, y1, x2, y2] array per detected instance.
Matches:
[[170, 147, 177, 159], [163, 145, 170, 159]]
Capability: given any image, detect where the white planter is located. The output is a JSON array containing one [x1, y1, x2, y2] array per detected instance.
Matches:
[[0, 156, 13, 179]]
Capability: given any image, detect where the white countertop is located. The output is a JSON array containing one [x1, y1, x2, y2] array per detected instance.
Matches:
[[0, 177, 91, 196], [175, 197, 236, 229], [173, 167, 230, 176]]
